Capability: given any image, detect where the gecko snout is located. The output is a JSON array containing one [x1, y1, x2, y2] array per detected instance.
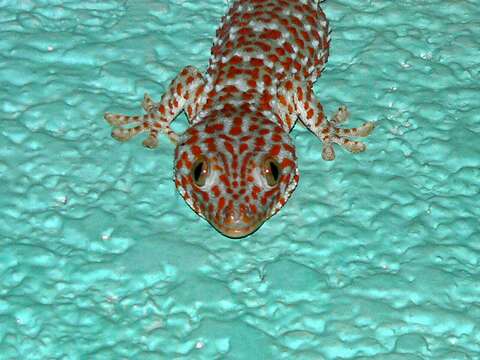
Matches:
[[216, 205, 261, 238]]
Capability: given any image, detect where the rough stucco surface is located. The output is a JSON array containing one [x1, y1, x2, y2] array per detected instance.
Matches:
[[1, 0, 479, 358]]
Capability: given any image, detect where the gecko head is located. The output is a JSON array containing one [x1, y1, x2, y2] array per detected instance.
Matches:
[[174, 111, 299, 238]]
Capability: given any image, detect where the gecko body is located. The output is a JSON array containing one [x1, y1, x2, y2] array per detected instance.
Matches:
[[104, 0, 374, 238]]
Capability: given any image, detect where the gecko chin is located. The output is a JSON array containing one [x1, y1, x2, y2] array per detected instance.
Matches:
[[210, 209, 266, 238], [213, 220, 263, 238]]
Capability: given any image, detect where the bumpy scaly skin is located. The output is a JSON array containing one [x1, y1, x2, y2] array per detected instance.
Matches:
[[104, 0, 375, 238]]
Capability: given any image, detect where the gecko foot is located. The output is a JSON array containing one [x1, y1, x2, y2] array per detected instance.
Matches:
[[104, 112, 160, 148], [320, 106, 375, 161]]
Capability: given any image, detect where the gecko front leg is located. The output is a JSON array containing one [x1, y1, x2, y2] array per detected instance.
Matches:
[[104, 66, 206, 148], [275, 79, 375, 161]]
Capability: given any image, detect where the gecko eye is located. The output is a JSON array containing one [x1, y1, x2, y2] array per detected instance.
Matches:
[[192, 157, 208, 187], [263, 157, 281, 187]]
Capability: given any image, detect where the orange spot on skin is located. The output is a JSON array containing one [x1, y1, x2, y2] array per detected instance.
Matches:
[[306, 15, 316, 27], [218, 197, 226, 213], [256, 41, 271, 52], [275, 47, 286, 56], [281, 174, 291, 185], [283, 42, 294, 54], [239, 143, 248, 154], [295, 38, 305, 49], [255, 137, 266, 147], [200, 190, 209, 202], [233, 117, 243, 126], [219, 174, 230, 187], [204, 98, 214, 109], [287, 26, 298, 38], [225, 141, 235, 155], [283, 143, 295, 154], [230, 127, 242, 136], [260, 29, 282, 40], [191, 145, 202, 156], [301, 30, 311, 42], [239, 27, 253, 36], [271, 133, 282, 142], [212, 185, 221, 197], [181, 151, 192, 169], [280, 158, 295, 169], [205, 140, 217, 152], [280, 18, 289, 27], [282, 58, 293, 71], [263, 74, 272, 86], [293, 61, 302, 72], [196, 85, 205, 98], [292, 16, 302, 28], [270, 144, 281, 156], [222, 103, 235, 113], [227, 67, 243, 79], [176, 83, 183, 96], [250, 58, 264, 67], [230, 55, 243, 64], [205, 123, 224, 134], [307, 108, 314, 119], [219, 134, 234, 142], [296, 87, 304, 101], [242, 92, 254, 101], [186, 136, 199, 145], [268, 54, 279, 63], [181, 175, 189, 188], [237, 36, 247, 45], [261, 195, 267, 206], [223, 85, 239, 94], [260, 92, 273, 109]]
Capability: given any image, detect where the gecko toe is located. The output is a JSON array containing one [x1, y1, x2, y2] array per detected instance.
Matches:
[[322, 143, 335, 161], [142, 136, 159, 148]]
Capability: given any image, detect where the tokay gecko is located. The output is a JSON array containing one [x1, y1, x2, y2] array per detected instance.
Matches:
[[104, 0, 375, 238]]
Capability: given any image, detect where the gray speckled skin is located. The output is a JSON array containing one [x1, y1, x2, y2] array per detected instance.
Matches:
[[1, 0, 479, 358]]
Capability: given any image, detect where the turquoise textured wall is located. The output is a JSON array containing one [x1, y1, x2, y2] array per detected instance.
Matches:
[[1, 0, 479, 358]]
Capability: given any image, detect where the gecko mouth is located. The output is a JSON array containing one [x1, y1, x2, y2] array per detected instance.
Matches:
[[214, 221, 263, 238], [210, 211, 265, 238]]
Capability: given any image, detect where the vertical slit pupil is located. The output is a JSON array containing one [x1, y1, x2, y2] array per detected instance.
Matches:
[[194, 162, 204, 182], [270, 161, 279, 181]]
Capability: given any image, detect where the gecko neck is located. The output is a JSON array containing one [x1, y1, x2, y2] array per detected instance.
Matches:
[[196, 80, 283, 130]]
